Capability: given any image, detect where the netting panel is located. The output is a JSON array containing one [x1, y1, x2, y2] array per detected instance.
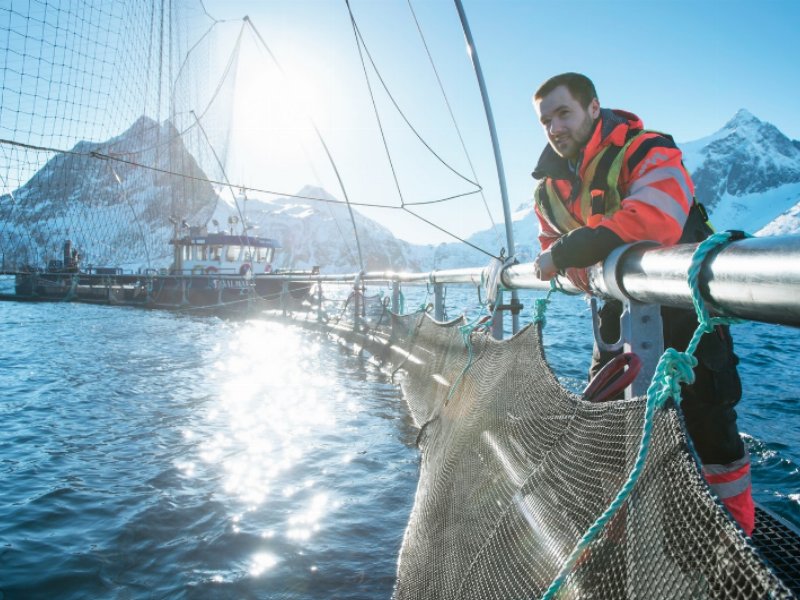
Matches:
[[0, 0, 232, 271], [368, 313, 793, 599]]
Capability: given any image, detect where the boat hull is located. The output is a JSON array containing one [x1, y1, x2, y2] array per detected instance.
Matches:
[[11, 272, 314, 315]]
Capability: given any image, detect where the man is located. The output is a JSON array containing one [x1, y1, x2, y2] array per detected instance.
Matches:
[[531, 73, 754, 536]]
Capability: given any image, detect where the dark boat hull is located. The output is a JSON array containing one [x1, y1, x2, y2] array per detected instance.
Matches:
[[10, 271, 313, 315]]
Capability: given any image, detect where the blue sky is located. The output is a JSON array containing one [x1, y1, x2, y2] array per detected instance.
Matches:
[[193, 0, 800, 245]]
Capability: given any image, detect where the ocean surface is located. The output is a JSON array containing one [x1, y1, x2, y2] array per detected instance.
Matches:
[[1, 287, 798, 599]]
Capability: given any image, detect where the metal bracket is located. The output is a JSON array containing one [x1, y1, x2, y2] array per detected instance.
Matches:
[[591, 297, 664, 400], [622, 300, 664, 399], [592, 241, 666, 399]]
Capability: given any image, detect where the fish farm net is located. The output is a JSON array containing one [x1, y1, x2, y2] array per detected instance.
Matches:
[[338, 297, 795, 599]]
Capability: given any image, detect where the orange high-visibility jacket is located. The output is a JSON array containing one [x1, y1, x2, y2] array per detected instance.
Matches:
[[533, 109, 694, 257]]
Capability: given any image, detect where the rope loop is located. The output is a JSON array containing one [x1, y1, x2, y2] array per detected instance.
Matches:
[[645, 347, 697, 410], [542, 229, 753, 600], [687, 230, 750, 331]]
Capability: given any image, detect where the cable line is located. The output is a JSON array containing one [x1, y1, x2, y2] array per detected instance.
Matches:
[[406, 0, 501, 248], [402, 206, 498, 260], [345, 0, 406, 207], [349, 6, 481, 190], [345, 1, 496, 259], [190, 111, 248, 237]]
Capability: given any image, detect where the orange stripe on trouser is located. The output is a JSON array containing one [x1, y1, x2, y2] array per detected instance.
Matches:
[[702, 454, 755, 536]]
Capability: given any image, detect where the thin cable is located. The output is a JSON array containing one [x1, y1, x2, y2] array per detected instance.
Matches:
[[350, 5, 481, 190], [108, 163, 152, 268], [406, 0, 500, 246], [402, 206, 497, 259], [194, 22, 245, 122], [400, 188, 484, 206], [345, 0, 406, 206], [0, 136, 399, 208], [190, 110, 248, 233]]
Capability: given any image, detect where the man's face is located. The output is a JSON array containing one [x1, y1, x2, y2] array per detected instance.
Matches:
[[534, 85, 599, 160]]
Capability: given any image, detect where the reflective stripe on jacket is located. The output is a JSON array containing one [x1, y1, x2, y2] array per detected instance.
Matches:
[[533, 109, 694, 252]]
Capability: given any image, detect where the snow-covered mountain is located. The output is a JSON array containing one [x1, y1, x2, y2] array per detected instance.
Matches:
[[3, 110, 799, 274], [0, 116, 217, 268], [680, 109, 800, 234]]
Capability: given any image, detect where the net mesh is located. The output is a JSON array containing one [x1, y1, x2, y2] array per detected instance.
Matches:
[[335, 297, 794, 599], [0, 0, 241, 271]]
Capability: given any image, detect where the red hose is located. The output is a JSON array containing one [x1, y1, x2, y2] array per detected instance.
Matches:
[[582, 352, 642, 403]]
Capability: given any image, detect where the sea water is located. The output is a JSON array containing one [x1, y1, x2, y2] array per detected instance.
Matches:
[[0, 288, 798, 599]]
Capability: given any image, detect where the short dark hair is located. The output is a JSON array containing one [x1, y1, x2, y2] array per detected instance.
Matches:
[[534, 73, 598, 108]]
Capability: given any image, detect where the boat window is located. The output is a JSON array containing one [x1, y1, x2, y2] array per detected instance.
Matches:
[[256, 247, 267, 262], [267, 248, 275, 263], [226, 245, 241, 261], [211, 246, 221, 261]]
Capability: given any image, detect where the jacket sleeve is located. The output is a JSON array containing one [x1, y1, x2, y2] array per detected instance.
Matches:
[[549, 225, 624, 269], [534, 199, 561, 252], [595, 134, 692, 246]]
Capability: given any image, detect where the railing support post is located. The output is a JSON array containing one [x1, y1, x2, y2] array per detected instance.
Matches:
[[622, 301, 664, 399], [317, 280, 324, 322], [491, 289, 504, 340], [353, 273, 362, 332], [392, 281, 401, 314], [281, 281, 289, 316], [434, 283, 445, 321]]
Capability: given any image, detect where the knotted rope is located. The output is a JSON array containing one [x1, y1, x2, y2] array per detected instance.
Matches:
[[541, 231, 749, 599]]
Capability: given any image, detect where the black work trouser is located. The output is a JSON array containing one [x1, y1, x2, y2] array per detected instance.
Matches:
[[590, 300, 745, 466]]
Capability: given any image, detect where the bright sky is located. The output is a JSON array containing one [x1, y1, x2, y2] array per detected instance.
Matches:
[[201, 0, 800, 246]]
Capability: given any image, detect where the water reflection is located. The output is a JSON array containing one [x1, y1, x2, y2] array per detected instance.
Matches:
[[207, 320, 337, 503], [186, 319, 346, 577]]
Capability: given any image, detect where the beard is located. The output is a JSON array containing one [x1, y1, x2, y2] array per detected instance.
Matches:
[[551, 110, 596, 160]]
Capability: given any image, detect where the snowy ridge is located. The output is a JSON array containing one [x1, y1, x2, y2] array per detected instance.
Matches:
[[680, 109, 800, 214], [0, 116, 217, 269]]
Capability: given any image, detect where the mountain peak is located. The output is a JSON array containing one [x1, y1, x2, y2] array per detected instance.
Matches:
[[296, 185, 338, 202], [725, 108, 760, 128]]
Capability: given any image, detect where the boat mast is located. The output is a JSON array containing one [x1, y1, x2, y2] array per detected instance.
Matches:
[[454, 0, 520, 336]]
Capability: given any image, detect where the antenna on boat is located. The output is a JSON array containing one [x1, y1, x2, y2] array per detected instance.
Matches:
[[453, 0, 521, 336]]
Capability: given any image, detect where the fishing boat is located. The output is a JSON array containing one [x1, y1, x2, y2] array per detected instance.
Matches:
[[11, 229, 315, 314]]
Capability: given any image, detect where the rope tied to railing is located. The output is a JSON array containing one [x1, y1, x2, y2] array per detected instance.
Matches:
[[541, 230, 750, 600], [532, 279, 558, 327]]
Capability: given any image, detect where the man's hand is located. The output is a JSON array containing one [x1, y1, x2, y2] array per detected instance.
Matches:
[[533, 250, 558, 280]]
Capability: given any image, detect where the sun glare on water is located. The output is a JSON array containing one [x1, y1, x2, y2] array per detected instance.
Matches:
[[179, 319, 347, 579], [207, 320, 336, 503]]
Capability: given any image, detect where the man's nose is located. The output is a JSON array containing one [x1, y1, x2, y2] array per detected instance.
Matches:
[[549, 119, 563, 135]]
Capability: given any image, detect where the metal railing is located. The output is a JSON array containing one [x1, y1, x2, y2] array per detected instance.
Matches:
[[270, 234, 800, 331]]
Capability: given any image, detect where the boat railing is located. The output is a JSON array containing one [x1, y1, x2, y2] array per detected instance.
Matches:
[[270, 234, 800, 332]]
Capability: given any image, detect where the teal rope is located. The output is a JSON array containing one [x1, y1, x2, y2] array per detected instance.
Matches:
[[443, 303, 498, 406], [541, 230, 748, 599], [687, 230, 750, 332], [532, 279, 558, 327]]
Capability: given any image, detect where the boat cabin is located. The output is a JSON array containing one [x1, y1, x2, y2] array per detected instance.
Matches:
[[170, 227, 281, 277]]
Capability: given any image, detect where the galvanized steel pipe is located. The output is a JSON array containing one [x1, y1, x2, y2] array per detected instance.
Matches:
[[591, 235, 800, 327]]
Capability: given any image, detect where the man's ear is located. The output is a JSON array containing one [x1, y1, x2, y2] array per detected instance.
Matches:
[[589, 97, 600, 119]]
